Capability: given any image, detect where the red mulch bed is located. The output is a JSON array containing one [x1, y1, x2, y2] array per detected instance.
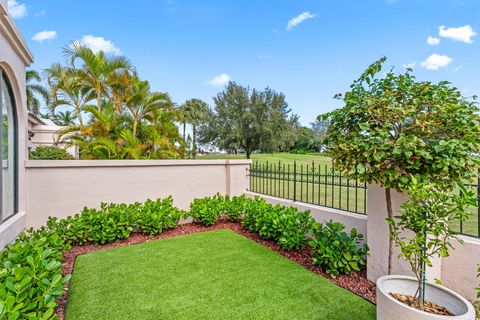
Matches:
[[55, 221, 376, 319]]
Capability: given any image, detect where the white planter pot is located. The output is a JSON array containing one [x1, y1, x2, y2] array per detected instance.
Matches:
[[376, 275, 475, 320]]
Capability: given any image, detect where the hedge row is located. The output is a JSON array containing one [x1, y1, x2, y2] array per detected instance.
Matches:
[[0, 195, 367, 319]]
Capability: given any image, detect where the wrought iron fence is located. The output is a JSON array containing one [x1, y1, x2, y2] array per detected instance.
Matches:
[[247, 161, 480, 237], [247, 161, 367, 215]]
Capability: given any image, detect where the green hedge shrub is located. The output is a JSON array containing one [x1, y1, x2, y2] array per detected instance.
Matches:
[[309, 220, 368, 278], [242, 197, 315, 251], [133, 198, 183, 235], [0, 228, 70, 320], [47, 197, 183, 245], [29, 146, 74, 160], [223, 195, 249, 222], [189, 194, 226, 226]]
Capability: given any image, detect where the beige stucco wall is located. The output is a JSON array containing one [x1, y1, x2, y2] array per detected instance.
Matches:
[[25, 160, 251, 228], [245, 191, 368, 243], [0, 6, 33, 246], [442, 236, 480, 300]]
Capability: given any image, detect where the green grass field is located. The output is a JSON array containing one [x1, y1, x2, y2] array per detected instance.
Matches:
[[66, 230, 376, 320], [198, 152, 332, 166]]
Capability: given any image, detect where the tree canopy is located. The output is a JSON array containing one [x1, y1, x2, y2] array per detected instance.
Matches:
[[199, 82, 300, 158], [322, 57, 480, 273], [43, 42, 182, 159]]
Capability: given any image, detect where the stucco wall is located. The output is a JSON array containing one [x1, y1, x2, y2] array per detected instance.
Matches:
[[244, 191, 368, 243], [442, 236, 480, 300], [25, 160, 251, 228]]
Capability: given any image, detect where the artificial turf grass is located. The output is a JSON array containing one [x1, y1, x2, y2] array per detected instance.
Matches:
[[65, 229, 376, 320]]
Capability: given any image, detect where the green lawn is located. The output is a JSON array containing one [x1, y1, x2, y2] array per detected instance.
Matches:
[[66, 230, 375, 320], [198, 152, 332, 166]]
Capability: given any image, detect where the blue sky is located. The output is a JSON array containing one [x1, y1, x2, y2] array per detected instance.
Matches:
[[8, 0, 480, 125]]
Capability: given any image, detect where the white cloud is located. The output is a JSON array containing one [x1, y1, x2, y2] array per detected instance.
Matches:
[[80, 35, 121, 55], [32, 30, 57, 42], [286, 12, 316, 31], [207, 73, 230, 86], [426, 36, 440, 45], [80, 35, 122, 55], [7, 0, 27, 19], [402, 62, 416, 69], [34, 10, 46, 17], [421, 54, 452, 70], [439, 25, 476, 43]]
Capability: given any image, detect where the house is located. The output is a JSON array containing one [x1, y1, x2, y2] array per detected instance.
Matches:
[[27, 112, 77, 157]]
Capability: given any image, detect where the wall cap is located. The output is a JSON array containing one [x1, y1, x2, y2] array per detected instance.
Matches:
[[25, 159, 252, 168]]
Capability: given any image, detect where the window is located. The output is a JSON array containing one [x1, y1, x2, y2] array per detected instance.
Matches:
[[0, 68, 18, 223]]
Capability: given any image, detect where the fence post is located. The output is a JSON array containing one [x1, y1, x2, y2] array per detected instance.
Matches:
[[293, 160, 297, 202]]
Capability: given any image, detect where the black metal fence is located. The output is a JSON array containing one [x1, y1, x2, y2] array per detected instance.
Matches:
[[247, 161, 367, 215]]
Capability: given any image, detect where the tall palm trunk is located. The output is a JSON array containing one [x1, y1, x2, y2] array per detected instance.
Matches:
[[182, 121, 186, 143], [97, 91, 102, 111], [133, 117, 139, 136], [192, 124, 197, 159], [75, 103, 84, 126]]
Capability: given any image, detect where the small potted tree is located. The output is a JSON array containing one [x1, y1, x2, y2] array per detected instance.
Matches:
[[323, 58, 480, 319], [376, 178, 476, 319], [322, 57, 480, 275]]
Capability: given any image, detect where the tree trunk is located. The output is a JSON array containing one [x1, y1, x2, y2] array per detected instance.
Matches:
[[246, 150, 251, 159], [385, 188, 394, 275], [76, 104, 83, 126], [133, 118, 138, 136], [192, 124, 197, 159], [97, 91, 102, 111], [182, 122, 186, 144]]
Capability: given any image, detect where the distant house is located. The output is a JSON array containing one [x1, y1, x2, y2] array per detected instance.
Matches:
[[27, 112, 77, 158]]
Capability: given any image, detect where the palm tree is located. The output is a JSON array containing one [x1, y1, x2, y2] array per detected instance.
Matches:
[[124, 77, 172, 136], [51, 110, 76, 126], [180, 99, 210, 159], [45, 63, 96, 126], [26, 70, 50, 115], [63, 41, 134, 111]]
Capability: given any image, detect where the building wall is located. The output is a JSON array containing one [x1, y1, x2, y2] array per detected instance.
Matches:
[[0, 6, 33, 246], [441, 236, 480, 300], [25, 160, 251, 228]]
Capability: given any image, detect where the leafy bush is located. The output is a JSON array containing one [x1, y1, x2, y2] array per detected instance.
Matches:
[[133, 197, 183, 235], [189, 194, 225, 226], [0, 228, 70, 320], [310, 220, 368, 278], [47, 206, 134, 246], [29, 145, 74, 160], [223, 195, 249, 222], [243, 197, 314, 251], [47, 197, 183, 245]]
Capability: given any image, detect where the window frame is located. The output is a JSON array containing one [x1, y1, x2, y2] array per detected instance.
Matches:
[[0, 67, 19, 223]]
